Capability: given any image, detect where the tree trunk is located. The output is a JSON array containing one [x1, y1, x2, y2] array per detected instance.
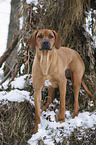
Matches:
[[4, 0, 20, 76]]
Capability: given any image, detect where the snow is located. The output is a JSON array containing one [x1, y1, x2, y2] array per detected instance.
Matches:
[[28, 109, 96, 145], [0, 74, 32, 90], [0, 64, 4, 79], [19, 16, 23, 30], [0, 89, 29, 102], [44, 79, 52, 87], [86, 10, 95, 37], [0, 75, 95, 145], [0, 0, 11, 57], [0, 75, 34, 105], [26, 0, 38, 13], [86, 10, 96, 47], [11, 74, 30, 89], [26, 0, 38, 5]]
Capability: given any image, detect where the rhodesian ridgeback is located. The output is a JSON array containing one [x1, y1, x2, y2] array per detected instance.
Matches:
[[27, 29, 94, 133]]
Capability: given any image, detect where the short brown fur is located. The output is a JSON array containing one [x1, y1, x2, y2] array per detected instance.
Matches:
[[27, 29, 94, 133]]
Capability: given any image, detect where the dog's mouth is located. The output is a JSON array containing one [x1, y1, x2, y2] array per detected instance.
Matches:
[[39, 39, 52, 51], [39, 47, 52, 51]]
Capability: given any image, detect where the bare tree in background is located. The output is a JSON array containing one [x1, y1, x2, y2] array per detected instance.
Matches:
[[4, 0, 20, 76]]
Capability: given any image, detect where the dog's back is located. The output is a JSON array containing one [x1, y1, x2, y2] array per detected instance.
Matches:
[[57, 47, 85, 73]]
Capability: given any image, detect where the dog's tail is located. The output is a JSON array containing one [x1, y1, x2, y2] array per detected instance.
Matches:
[[82, 78, 94, 99]]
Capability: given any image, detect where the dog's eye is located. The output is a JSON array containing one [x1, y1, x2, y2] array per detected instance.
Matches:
[[38, 34, 43, 39], [49, 34, 53, 39]]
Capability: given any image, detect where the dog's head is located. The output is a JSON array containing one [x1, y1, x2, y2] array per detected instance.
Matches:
[[27, 29, 62, 50]]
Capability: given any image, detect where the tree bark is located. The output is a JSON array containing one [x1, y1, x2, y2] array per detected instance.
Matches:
[[0, 34, 18, 68], [4, 0, 20, 76]]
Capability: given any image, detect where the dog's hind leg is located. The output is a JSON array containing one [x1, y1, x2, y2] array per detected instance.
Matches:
[[58, 77, 67, 122], [72, 72, 82, 118], [41, 87, 55, 112]]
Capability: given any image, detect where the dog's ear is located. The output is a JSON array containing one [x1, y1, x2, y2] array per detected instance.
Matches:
[[27, 31, 38, 49], [52, 30, 62, 49]]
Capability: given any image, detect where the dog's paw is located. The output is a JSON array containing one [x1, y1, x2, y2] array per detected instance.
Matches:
[[55, 115, 65, 122], [33, 125, 38, 134], [72, 112, 78, 119]]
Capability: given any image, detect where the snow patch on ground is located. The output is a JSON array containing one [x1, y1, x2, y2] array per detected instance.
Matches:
[[28, 109, 96, 145], [11, 74, 30, 89], [0, 75, 96, 145], [0, 89, 34, 105], [0, 74, 32, 90]]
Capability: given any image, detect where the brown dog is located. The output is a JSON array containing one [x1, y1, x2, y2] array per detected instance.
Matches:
[[27, 29, 94, 133]]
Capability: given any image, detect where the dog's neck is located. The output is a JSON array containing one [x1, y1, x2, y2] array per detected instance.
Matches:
[[40, 50, 53, 75], [36, 49, 56, 76]]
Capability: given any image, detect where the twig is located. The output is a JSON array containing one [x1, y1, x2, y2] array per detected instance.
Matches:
[[0, 63, 17, 85], [28, 49, 30, 75]]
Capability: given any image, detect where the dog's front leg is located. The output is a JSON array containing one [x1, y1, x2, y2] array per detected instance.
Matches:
[[33, 89, 41, 134], [58, 78, 67, 122]]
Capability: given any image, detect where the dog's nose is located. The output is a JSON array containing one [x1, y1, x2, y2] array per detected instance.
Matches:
[[42, 39, 49, 45], [39, 39, 52, 50]]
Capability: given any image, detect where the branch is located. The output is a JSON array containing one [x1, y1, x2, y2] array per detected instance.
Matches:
[[0, 34, 19, 68], [0, 63, 17, 85]]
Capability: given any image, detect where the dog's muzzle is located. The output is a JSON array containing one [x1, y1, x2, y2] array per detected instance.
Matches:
[[39, 39, 52, 50]]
